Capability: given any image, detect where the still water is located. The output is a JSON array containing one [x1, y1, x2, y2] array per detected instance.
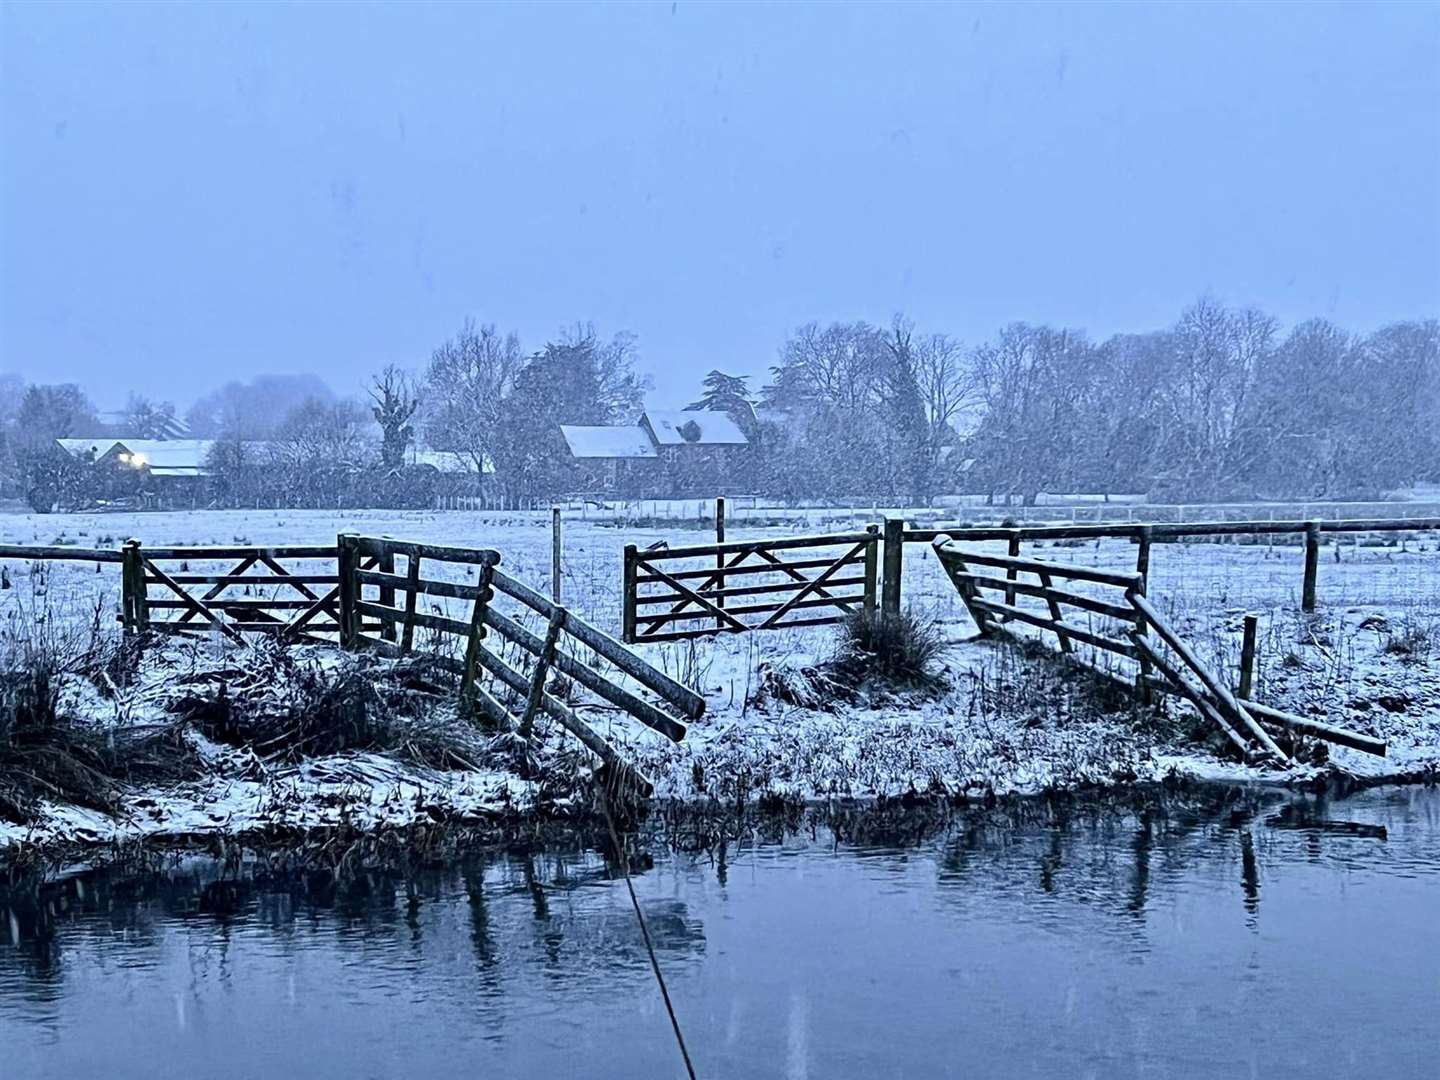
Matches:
[[3, 786, 1438, 1079]]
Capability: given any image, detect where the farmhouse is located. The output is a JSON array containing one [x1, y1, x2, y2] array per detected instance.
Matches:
[[559, 409, 750, 497], [560, 425, 658, 495], [640, 408, 749, 495]]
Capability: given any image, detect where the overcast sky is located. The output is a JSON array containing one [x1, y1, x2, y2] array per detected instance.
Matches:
[[2, 0, 1437, 411]]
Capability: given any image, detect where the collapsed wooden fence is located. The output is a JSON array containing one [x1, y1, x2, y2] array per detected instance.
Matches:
[[2, 535, 704, 794], [931, 535, 1386, 763], [621, 528, 879, 643], [898, 516, 1440, 615]]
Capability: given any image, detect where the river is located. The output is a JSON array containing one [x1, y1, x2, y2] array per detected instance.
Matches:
[[3, 785, 1437, 1078]]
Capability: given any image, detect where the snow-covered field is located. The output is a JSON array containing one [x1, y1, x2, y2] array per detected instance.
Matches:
[[2, 508, 1438, 849]]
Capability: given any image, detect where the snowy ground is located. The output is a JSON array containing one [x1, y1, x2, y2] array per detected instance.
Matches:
[[2, 507, 1437, 849]]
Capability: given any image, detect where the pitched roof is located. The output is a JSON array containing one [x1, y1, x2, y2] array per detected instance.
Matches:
[[100, 439, 214, 474], [643, 409, 748, 446], [560, 425, 658, 459], [56, 437, 121, 460]]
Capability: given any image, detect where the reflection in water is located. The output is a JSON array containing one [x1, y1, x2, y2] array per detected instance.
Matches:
[[2, 785, 1437, 1080], [1241, 831, 1261, 917], [1128, 809, 1153, 916]]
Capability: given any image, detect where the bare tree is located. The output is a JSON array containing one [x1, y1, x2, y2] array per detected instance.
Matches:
[[423, 320, 524, 482], [1154, 297, 1277, 496], [910, 329, 978, 438], [122, 393, 181, 439], [370, 366, 419, 471]]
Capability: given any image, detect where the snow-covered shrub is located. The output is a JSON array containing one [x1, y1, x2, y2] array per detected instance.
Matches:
[[830, 608, 948, 691], [0, 596, 194, 824]]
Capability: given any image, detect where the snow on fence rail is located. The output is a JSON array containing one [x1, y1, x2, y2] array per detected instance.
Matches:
[[930, 536, 1385, 762]]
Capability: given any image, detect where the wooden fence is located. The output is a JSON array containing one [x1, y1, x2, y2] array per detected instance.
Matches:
[[931, 536, 1385, 763], [621, 528, 879, 643], [2, 535, 704, 794], [895, 516, 1440, 616]]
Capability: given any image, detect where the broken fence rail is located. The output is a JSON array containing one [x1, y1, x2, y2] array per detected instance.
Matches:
[[342, 535, 701, 792], [896, 516, 1440, 615], [931, 535, 1384, 762]]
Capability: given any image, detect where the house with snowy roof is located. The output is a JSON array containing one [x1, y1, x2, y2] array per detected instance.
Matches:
[[558, 409, 750, 496], [559, 424, 658, 494]]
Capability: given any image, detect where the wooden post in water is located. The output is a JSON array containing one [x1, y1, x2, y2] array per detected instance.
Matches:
[[551, 506, 562, 603], [1302, 520, 1321, 612], [1238, 613, 1258, 699], [881, 517, 905, 618], [715, 496, 726, 631]]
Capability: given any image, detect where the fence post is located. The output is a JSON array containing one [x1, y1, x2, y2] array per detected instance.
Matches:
[[622, 544, 638, 643], [518, 608, 567, 741], [400, 554, 422, 654], [122, 539, 148, 634], [337, 533, 359, 649], [120, 541, 135, 633], [1302, 520, 1321, 612], [715, 496, 726, 630], [551, 506, 562, 603], [863, 524, 879, 617], [881, 517, 904, 618], [1134, 525, 1152, 591], [1238, 613, 1258, 699], [460, 561, 496, 700], [1134, 526, 1153, 698], [378, 546, 397, 642], [1004, 530, 1021, 607]]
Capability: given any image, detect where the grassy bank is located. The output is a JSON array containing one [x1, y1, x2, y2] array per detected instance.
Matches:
[[2, 507, 1437, 851]]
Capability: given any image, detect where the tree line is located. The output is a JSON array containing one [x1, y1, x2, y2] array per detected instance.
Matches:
[[1, 298, 1435, 511], [678, 301, 1437, 505]]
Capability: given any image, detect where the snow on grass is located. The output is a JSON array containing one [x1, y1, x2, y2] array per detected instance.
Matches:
[[2, 507, 1438, 849]]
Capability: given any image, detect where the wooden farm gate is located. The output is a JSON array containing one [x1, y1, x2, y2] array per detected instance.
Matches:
[[121, 541, 346, 643], [621, 529, 880, 643], [931, 535, 1385, 764]]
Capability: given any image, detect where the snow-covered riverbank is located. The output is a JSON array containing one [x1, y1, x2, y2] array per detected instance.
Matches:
[[2, 508, 1437, 850]]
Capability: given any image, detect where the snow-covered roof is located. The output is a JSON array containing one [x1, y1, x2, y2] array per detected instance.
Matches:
[[560, 425, 658, 459], [56, 437, 121, 460], [643, 409, 748, 446], [100, 439, 215, 474], [409, 449, 495, 474]]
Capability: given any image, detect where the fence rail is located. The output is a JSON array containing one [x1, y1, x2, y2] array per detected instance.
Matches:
[[622, 528, 879, 642]]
